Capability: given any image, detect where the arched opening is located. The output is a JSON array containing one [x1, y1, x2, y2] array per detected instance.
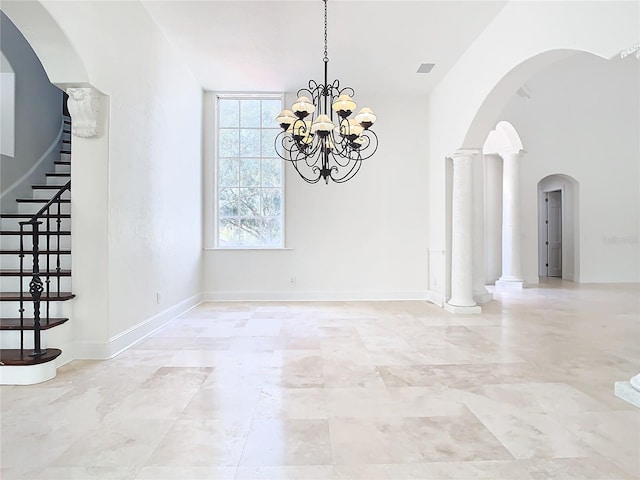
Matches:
[[482, 121, 525, 288], [537, 174, 580, 282]]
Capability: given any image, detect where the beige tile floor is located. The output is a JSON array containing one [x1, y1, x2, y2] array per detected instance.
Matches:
[[1, 280, 639, 479]]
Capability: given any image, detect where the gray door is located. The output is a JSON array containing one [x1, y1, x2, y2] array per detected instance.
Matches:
[[546, 190, 562, 277]]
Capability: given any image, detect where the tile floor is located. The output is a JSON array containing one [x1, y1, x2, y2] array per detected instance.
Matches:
[[1, 280, 639, 479]]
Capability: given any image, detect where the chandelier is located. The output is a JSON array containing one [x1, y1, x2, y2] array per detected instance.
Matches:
[[274, 0, 378, 184]]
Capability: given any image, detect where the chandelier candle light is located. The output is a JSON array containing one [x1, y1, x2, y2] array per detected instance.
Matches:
[[275, 0, 378, 184]]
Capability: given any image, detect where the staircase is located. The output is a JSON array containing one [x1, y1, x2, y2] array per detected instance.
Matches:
[[0, 115, 74, 384]]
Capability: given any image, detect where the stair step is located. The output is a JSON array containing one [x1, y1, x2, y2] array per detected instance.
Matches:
[[0, 250, 71, 255], [0, 230, 71, 236], [16, 199, 71, 204], [0, 269, 71, 277], [0, 213, 71, 219], [0, 292, 74, 301], [32, 184, 71, 190], [54, 161, 71, 166], [46, 173, 71, 178], [0, 318, 69, 330], [0, 348, 62, 366]]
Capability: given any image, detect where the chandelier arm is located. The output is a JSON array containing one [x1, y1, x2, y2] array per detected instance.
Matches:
[[355, 130, 379, 160], [275, 131, 300, 160], [329, 153, 363, 184], [289, 150, 322, 184]]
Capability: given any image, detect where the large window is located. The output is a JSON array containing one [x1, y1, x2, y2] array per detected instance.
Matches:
[[216, 95, 284, 248]]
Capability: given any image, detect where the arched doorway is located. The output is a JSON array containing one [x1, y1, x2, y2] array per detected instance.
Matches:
[[537, 174, 580, 282]]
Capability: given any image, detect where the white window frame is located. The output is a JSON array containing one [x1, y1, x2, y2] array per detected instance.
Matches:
[[212, 93, 286, 249]]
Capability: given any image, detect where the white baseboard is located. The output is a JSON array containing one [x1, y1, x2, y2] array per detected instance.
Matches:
[[72, 293, 203, 360], [203, 291, 428, 302]]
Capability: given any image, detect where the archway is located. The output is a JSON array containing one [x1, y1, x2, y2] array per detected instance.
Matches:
[[482, 121, 525, 287]]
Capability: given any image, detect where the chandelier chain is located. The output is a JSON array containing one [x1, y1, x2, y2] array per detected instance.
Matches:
[[323, 0, 328, 63]]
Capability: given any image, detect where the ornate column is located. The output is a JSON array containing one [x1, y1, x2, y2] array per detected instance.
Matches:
[[473, 152, 492, 304], [445, 149, 481, 314], [66, 87, 101, 138], [496, 149, 524, 289]]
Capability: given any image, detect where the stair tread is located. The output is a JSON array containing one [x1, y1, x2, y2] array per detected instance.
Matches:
[[0, 213, 71, 218], [0, 250, 71, 255], [0, 292, 75, 301], [0, 348, 62, 366], [0, 269, 71, 276], [0, 230, 71, 235], [16, 198, 71, 203], [0, 318, 69, 330], [54, 161, 71, 165], [32, 184, 71, 189], [45, 173, 71, 177]]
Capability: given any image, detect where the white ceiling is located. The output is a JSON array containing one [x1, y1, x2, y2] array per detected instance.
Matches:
[[142, 1, 507, 95]]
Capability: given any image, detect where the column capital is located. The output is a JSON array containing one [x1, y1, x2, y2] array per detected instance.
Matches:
[[447, 148, 481, 161], [66, 86, 103, 138], [497, 148, 526, 159]]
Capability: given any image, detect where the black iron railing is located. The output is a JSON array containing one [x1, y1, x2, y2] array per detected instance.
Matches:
[[18, 181, 71, 356]]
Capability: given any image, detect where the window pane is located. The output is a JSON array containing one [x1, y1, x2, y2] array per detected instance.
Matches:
[[219, 99, 239, 127], [219, 188, 238, 217], [261, 129, 278, 157], [216, 96, 284, 248], [240, 100, 260, 127], [240, 158, 260, 187], [261, 100, 281, 128], [240, 129, 260, 157], [219, 218, 240, 246], [263, 218, 282, 247], [261, 158, 281, 187], [238, 188, 261, 216], [262, 189, 281, 217], [219, 129, 239, 157], [239, 218, 262, 245], [219, 158, 239, 187]]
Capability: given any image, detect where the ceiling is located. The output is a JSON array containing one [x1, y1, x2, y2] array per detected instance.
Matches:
[[142, 1, 507, 96]]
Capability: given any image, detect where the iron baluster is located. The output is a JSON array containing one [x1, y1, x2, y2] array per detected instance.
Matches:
[[18, 222, 25, 352], [46, 207, 51, 324], [28, 220, 46, 357]]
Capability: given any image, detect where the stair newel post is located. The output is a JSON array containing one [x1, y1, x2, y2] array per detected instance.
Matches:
[[18, 221, 26, 352], [29, 220, 46, 357]]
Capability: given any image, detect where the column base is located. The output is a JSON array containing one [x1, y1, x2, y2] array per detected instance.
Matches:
[[474, 291, 493, 304], [495, 279, 524, 289], [615, 381, 640, 408], [444, 303, 481, 314]]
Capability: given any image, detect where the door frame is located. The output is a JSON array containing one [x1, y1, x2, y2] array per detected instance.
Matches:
[[537, 174, 579, 282]]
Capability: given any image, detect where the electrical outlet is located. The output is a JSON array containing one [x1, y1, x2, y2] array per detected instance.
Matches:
[[289, 276, 296, 285], [156, 292, 161, 304]]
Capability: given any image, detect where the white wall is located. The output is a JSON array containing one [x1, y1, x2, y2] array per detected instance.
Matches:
[[28, 1, 204, 354], [1, 53, 15, 158], [204, 93, 430, 300], [0, 11, 61, 212], [498, 53, 639, 283]]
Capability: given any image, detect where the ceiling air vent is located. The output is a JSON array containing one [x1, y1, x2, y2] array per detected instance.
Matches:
[[416, 63, 435, 74]]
